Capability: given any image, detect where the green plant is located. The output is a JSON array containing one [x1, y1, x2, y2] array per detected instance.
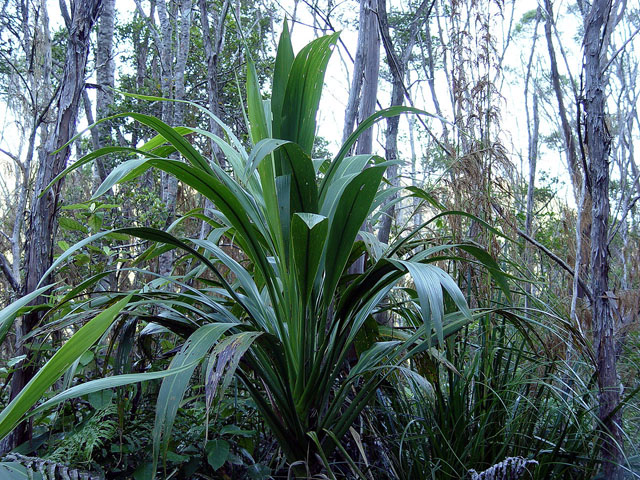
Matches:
[[46, 403, 118, 467], [0, 25, 508, 478], [369, 312, 602, 480]]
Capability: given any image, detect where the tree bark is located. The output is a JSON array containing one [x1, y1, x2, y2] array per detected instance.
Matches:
[[199, 0, 229, 162], [198, 0, 230, 239], [5, 0, 103, 451], [354, 0, 379, 156], [342, 0, 380, 275], [543, 0, 582, 199], [524, 92, 539, 307], [95, 0, 116, 182], [342, 0, 379, 150], [376, 0, 432, 245], [583, 0, 623, 477], [544, 0, 592, 300], [158, 0, 192, 277]]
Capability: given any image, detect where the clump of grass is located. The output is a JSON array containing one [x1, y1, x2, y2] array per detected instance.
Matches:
[[368, 312, 603, 480]]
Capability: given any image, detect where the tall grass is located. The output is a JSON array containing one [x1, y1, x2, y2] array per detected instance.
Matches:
[[367, 308, 612, 479]]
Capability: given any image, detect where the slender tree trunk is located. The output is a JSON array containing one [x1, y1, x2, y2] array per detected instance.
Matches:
[[408, 103, 421, 228], [584, 0, 623, 477], [543, 0, 582, 199], [157, 0, 193, 277], [544, 0, 592, 300], [524, 92, 539, 307], [354, 0, 379, 156], [423, 17, 449, 140], [377, 0, 431, 245], [95, 0, 116, 182], [198, 0, 230, 240], [342, 0, 379, 148], [156, 0, 175, 275], [523, 8, 540, 311], [342, 0, 380, 275], [199, 0, 229, 162], [6, 0, 103, 451]]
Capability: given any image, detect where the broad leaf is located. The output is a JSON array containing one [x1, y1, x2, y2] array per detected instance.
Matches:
[[291, 213, 328, 305], [323, 166, 386, 304]]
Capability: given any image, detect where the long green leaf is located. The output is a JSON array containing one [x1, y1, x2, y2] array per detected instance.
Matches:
[[323, 166, 385, 304], [279, 32, 339, 154], [247, 57, 270, 145], [30, 361, 198, 417], [279, 143, 318, 214], [0, 285, 54, 346], [291, 213, 328, 306], [0, 295, 131, 440], [93, 157, 156, 199], [152, 323, 236, 477], [271, 21, 294, 139], [142, 160, 273, 282], [394, 261, 470, 346], [245, 138, 290, 180], [43, 125, 194, 195], [320, 106, 445, 202]]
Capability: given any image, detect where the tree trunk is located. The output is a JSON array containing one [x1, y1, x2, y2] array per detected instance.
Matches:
[[523, 8, 541, 311], [524, 92, 539, 307], [544, 0, 592, 300], [583, 0, 623, 477], [377, 0, 432, 245], [158, 0, 192, 277], [6, 0, 103, 451], [342, 0, 380, 275], [354, 0, 379, 156], [198, 0, 230, 239], [95, 0, 116, 181], [342, 0, 379, 148], [543, 0, 582, 198]]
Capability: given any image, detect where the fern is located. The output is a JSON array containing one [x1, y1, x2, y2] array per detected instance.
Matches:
[[47, 404, 118, 466]]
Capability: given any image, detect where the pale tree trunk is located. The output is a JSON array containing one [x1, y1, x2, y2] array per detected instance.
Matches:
[[0, 0, 53, 296], [342, 0, 379, 275], [342, 0, 379, 148], [422, 16, 449, 140], [524, 92, 539, 305], [544, 0, 591, 300], [155, 0, 174, 276], [377, 0, 432, 245], [157, 0, 193, 277], [5, 0, 103, 452], [95, 0, 116, 181], [132, 1, 153, 149], [583, 0, 623, 477], [354, 0, 379, 156], [198, 0, 230, 240], [407, 102, 421, 228], [523, 8, 540, 311], [156, 0, 174, 268], [199, 0, 229, 161], [543, 0, 584, 200]]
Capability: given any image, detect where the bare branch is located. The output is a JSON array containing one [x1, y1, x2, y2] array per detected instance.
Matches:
[[492, 202, 593, 301], [0, 252, 20, 293]]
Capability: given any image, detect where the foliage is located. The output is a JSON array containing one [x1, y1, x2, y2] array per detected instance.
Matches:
[[370, 313, 601, 479], [0, 24, 512, 479], [46, 403, 119, 467]]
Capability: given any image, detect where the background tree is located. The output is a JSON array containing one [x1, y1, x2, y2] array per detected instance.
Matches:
[[4, 0, 104, 452]]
